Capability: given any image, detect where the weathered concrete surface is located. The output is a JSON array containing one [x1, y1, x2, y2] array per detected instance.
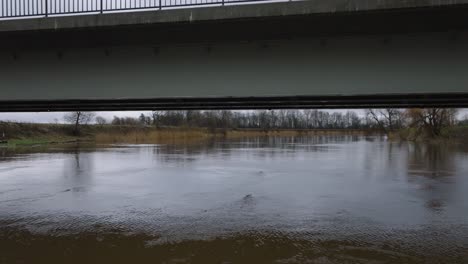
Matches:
[[1, 31, 468, 111], [1, 0, 468, 110], [1, 0, 468, 33], [1, 0, 468, 51]]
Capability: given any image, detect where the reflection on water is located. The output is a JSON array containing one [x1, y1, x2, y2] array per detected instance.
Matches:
[[406, 143, 463, 214], [0, 135, 468, 263]]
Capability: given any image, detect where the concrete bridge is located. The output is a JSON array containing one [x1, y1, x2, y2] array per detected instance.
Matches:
[[1, 0, 468, 111]]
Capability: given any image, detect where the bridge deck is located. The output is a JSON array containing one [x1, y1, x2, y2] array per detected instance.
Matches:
[[1, 0, 468, 32], [1, 0, 468, 111]]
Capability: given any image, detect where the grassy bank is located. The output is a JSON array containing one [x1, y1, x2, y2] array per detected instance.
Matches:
[[94, 127, 217, 144], [0, 122, 84, 147], [0, 122, 372, 147]]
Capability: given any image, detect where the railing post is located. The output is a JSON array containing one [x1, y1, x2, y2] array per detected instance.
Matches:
[[100, 0, 103, 13], [159, 0, 162, 10], [44, 0, 48, 17], [222, 0, 224, 6]]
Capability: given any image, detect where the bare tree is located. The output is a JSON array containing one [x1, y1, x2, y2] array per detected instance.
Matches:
[[366, 109, 403, 132], [95, 116, 107, 126], [140, 109, 461, 134], [460, 114, 468, 126], [64, 112, 96, 134], [405, 108, 458, 137], [137, 113, 152, 126], [366, 109, 387, 132]]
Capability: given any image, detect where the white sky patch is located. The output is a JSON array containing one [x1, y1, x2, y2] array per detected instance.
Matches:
[[0, 111, 151, 123], [0, 109, 466, 124]]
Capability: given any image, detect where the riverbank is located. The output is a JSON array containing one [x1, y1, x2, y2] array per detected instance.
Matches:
[[389, 126, 468, 144], [3, 121, 468, 147], [0, 122, 372, 147], [1, 225, 458, 264], [0, 122, 84, 147]]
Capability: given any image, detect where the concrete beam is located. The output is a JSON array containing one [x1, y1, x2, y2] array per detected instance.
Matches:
[[1, 32, 468, 111]]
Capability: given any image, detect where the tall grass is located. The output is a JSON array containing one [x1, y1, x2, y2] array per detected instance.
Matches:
[[94, 128, 218, 144], [0, 121, 372, 147]]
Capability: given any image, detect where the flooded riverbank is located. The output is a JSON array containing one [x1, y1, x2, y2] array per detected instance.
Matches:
[[0, 135, 467, 263]]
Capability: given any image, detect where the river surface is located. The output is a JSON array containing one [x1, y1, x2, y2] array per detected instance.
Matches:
[[0, 135, 467, 263]]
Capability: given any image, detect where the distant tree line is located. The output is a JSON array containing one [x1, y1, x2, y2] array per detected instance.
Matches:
[[108, 110, 367, 130], [88, 108, 465, 137], [61, 108, 466, 137], [364, 108, 460, 137]]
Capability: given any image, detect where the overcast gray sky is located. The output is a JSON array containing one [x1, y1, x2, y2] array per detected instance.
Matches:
[[0, 110, 359, 123], [0, 109, 467, 124], [0, 111, 151, 123]]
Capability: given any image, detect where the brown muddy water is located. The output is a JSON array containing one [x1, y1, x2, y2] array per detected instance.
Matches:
[[0, 135, 467, 263]]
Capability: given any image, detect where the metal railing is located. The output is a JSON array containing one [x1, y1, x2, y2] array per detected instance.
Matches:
[[0, 0, 275, 19]]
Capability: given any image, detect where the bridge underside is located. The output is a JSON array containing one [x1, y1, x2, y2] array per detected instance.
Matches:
[[1, 3, 468, 111], [1, 94, 468, 112]]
